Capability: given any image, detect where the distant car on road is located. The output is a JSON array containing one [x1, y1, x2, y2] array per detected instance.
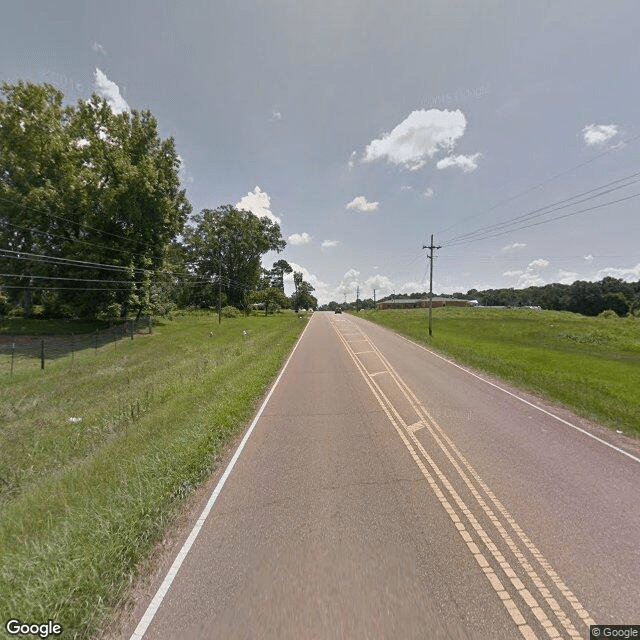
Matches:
[[334, 308, 342, 314]]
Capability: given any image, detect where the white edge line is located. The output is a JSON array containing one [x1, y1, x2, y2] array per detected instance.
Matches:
[[386, 330, 640, 465], [129, 316, 315, 640]]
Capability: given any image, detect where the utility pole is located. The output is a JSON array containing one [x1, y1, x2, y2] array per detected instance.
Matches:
[[356, 285, 360, 312], [217, 243, 222, 324], [423, 234, 442, 336], [373, 288, 376, 309]]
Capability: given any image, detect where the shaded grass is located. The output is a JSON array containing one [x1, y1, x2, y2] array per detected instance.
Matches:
[[357, 308, 640, 436], [0, 312, 307, 639]]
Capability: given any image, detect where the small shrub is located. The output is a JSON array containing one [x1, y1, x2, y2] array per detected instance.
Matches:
[[221, 305, 240, 318], [598, 309, 618, 319]]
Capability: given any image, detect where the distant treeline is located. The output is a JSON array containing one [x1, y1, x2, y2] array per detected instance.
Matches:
[[461, 277, 640, 316], [324, 277, 640, 317]]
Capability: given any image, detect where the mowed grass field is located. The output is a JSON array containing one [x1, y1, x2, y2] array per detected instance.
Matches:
[[0, 311, 307, 639], [357, 307, 640, 436]]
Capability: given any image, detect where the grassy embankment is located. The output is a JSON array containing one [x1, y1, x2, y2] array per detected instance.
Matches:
[[357, 307, 640, 436], [0, 311, 306, 639]]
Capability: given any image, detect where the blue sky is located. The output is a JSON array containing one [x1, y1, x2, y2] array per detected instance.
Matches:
[[2, 0, 639, 303]]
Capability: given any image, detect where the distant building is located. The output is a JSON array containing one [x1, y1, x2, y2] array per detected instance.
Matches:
[[377, 297, 473, 310]]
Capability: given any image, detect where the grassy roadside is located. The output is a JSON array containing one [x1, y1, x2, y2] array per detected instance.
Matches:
[[0, 311, 307, 639], [356, 308, 640, 436]]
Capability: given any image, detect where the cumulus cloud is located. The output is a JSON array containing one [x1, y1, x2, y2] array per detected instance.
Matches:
[[436, 152, 481, 173], [177, 155, 194, 185], [503, 270, 524, 277], [94, 68, 129, 114], [288, 232, 311, 245], [284, 262, 329, 302], [528, 258, 549, 269], [348, 151, 357, 169], [269, 109, 282, 121], [363, 109, 467, 171], [92, 41, 107, 56], [595, 263, 640, 282], [511, 258, 550, 287], [364, 274, 393, 291], [557, 270, 579, 284], [337, 269, 361, 296], [501, 242, 527, 252], [321, 239, 339, 249], [423, 187, 434, 198], [346, 196, 379, 212], [582, 123, 620, 147], [400, 185, 413, 191], [236, 186, 281, 224], [584, 254, 594, 263]]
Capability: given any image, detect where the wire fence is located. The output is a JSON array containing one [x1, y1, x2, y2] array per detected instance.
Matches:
[[0, 316, 153, 376]]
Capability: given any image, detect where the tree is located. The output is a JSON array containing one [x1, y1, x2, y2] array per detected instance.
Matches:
[[290, 271, 317, 311], [182, 205, 285, 310], [270, 259, 293, 291], [0, 81, 191, 318]]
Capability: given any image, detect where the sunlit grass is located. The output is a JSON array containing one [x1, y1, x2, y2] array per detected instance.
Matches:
[[358, 307, 640, 436], [0, 311, 307, 639]]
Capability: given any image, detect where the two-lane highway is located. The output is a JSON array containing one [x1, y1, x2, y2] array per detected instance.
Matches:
[[117, 311, 640, 640]]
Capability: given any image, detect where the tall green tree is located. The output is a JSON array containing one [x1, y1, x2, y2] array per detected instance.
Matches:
[[0, 81, 191, 318], [270, 259, 292, 291], [182, 205, 285, 309]]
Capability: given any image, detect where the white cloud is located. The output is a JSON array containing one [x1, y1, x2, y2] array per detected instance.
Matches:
[[363, 109, 467, 171], [348, 151, 357, 169], [584, 254, 594, 263], [557, 270, 579, 284], [501, 242, 527, 252], [364, 274, 393, 291], [94, 68, 129, 114], [503, 270, 524, 277], [594, 263, 640, 282], [582, 123, 619, 147], [269, 109, 282, 121], [92, 41, 107, 56], [436, 152, 481, 173], [400, 185, 413, 191], [236, 186, 281, 224], [288, 232, 312, 245], [399, 281, 425, 293], [528, 258, 549, 269], [284, 262, 329, 303], [177, 155, 194, 185], [346, 195, 379, 212], [423, 187, 434, 198], [321, 239, 339, 249]]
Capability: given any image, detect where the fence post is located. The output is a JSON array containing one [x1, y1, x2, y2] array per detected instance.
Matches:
[[130, 319, 134, 340], [10, 343, 15, 377], [41, 339, 45, 370]]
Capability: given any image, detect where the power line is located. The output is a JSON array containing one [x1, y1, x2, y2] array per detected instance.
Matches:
[[445, 191, 640, 248], [443, 170, 640, 246], [437, 131, 640, 238]]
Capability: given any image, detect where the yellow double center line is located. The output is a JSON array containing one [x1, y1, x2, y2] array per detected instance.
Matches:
[[332, 318, 595, 640]]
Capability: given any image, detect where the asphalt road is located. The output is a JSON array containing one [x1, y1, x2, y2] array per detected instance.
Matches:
[[117, 311, 640, 640]]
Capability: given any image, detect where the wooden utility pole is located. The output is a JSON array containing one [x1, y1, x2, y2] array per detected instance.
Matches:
[[218, 245, 222, 325], [423, 234, 441, 336], [356, 285, 360, 312]]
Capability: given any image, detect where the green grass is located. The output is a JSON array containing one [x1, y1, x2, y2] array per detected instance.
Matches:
[[0, 311, 307, 639], [356, 307, 640, 436]]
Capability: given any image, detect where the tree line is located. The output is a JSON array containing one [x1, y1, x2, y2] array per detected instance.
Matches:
[[321, 277, 640, 317], [0, 81, 316, 319]]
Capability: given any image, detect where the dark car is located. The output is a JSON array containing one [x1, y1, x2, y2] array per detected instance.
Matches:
[[334, 308, 342, 314]]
